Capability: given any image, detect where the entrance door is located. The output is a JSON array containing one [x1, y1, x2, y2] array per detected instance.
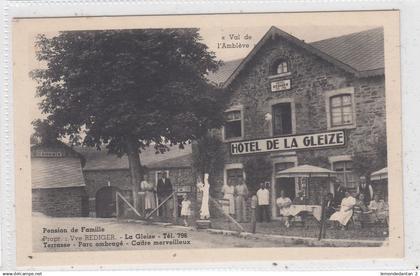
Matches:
[[273, 162, 296, 218], [95, 186, 119, 218], [275, 178, 296, 200]]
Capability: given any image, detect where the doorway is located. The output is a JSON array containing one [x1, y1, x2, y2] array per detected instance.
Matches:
[[95, 186, 120, 218], [273, 161, 296, 218], [275, 178, 296, 200]]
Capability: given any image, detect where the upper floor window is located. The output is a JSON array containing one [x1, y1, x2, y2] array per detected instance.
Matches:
[[276, 60, 289, 74], [272, 102, 292, 136], [224, 109, 242, 140], [270, 59, 290, 76], [325, 87, 356, 130], [330, 94, 353, 127]]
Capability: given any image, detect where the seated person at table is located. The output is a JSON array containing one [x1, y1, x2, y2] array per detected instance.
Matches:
[[355, 194, 369, 212], [333, 180, 346, 208], [329, 190, 356, 230], [324, 192, 335, 219], [276, 190, 293, 228], [368, 194, 389, 223], [293, 191, 306, 205], [353, 193, 372, 225]]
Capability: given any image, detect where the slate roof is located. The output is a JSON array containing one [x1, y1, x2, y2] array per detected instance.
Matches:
[[310, 27, 384, 75], [206, 27, 384, 86], [207, 59, 243, 86], [32, 157, 85, 189], [75, 144, 193, 171]]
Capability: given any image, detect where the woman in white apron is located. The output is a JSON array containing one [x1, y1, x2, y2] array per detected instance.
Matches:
[[329, 190, 356, 229], [141, 175, 156, 212], [222, 183, 235, 215]]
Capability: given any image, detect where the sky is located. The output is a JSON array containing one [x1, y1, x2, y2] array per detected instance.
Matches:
[[29, 25, 378, 124], [200, 25, 377, 61]]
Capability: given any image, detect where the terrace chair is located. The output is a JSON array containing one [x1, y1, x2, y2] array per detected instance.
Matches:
[[351, 205, 372, 229]]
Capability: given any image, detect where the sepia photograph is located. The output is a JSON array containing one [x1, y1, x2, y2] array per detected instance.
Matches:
[[12, 11, 402, 266]]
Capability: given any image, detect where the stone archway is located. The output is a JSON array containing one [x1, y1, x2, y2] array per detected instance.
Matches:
[[95, 186, 120, 218]]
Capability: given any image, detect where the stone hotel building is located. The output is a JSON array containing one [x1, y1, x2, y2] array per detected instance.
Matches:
[[31, 26, 386, 220], [207, 26, 386, 219]]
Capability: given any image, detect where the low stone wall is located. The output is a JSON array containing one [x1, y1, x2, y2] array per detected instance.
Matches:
[[32, 186, 88, 217]]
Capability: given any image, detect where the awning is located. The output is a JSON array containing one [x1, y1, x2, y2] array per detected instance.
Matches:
[[371, 167, 388, 181], [276, 164, 336, 178]]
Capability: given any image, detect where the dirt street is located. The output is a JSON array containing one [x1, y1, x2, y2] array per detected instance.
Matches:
[[33, 215, 289, 252]]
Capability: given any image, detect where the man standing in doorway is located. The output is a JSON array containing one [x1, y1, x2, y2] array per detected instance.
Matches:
[[256, 182, 270, 222], [235, 178, 249, 223], [157, 172, 173, 219], [357, 176, 373, 205]]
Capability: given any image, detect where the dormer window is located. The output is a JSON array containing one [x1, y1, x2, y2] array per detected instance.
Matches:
[[270, 58, 290, 77], [276, 60, 288, 74]]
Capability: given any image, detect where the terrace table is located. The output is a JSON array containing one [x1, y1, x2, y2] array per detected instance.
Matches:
[[288, 205, 322, 221]]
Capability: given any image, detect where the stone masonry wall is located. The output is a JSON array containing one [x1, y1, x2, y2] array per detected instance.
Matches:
[[32, 187, 88, 217], [210, 35, 386, 213], [83, 167, 196, 218]]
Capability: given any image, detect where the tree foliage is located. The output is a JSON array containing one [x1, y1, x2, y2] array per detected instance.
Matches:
[[192, 133, 225, 177], [30, 119, 60, 145], [352, 129, 388, 179], [31, 29, 228, 155], [31, 29, 229, 209]]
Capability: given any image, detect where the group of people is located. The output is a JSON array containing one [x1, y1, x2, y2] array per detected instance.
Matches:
[[221, 180, 250, 222], [327, 176, 389, 230], [140, 173, 192, 226], [221, 180, 276, 224], [140, 173, 388, 230]]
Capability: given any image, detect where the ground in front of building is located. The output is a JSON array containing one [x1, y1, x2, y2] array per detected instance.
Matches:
[[210, 216, 388, 241], [33, 214, 309, 252]]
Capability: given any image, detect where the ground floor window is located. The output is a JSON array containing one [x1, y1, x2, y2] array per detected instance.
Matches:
[[332, 160, 357, 189], [226, 168, 244, 185]]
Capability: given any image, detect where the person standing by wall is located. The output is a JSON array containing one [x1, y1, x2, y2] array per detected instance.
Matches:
[[256, 182, 270, 223], [357, 176, 374, 205], [181, 194, 192, 226], [234, 179, 249, 223], [250, 194, 258, 233], [140, 174, 156, 216], [333, 180, 346, 208], [221, 181, 235, 217], [156, 172, 173, 219]]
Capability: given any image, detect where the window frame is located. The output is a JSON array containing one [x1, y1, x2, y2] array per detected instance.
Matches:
[[269, 98, 296, 137], [325, 87, 356, 130], [276, 60, 289, 75], [330, 94, 353, 127], [272, 102, 293, 136], [329, 155, 357, 189], [268, 58, 292, 79], [223, 163, 245, 187], [222, 105, 244, 142]]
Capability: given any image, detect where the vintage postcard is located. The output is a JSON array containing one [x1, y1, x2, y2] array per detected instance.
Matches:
[[13, 11, 402, 267]]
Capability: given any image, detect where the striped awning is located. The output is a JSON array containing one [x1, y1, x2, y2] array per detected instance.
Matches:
[[371, 167, 388, 181]]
